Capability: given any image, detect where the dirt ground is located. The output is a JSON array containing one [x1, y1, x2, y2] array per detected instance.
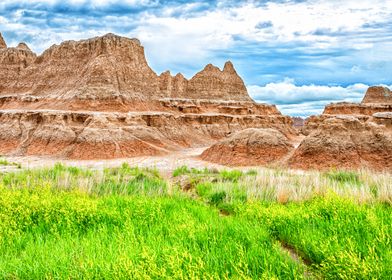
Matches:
[[2, 147, 226, 176], [1, 136, 306, 176]]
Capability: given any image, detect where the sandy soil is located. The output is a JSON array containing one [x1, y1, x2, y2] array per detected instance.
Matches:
[[2, 147, 226, 175], [1, 136, 306, 175]]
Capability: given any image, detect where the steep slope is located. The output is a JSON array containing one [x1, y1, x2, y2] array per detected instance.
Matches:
[[362, 86, 392, 104], [201, 128, 294, 166], [289, 115, 392, 171], [0, 32, 295, 159], [292, 86, 392, 171]]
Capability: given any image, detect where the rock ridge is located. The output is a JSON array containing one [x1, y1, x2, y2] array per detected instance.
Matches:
[[0, 32, 294, 160]]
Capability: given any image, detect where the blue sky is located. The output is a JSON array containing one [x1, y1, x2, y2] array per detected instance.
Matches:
[[0, 0, 391, 116]]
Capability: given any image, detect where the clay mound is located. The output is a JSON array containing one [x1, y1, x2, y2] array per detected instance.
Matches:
[[201, 128, 294, 166], [362, 86, 392, 104], [289, 115, 392, 171]]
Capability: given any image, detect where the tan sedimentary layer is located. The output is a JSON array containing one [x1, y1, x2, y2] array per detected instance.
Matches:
[[0, 32, 295, 159], [0, 110, 294, 159], [289, 115, 392, 171]]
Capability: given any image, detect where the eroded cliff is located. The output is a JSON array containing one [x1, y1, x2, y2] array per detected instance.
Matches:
[[0, 32, 294, 159]]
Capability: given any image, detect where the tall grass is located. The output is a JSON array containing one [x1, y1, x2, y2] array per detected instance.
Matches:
[[1, 163, 167, 196], [0, 185, 304, 279], [0, 164, 390, 279], [175, 167, 392, 206], [241, 197, 392, 279]]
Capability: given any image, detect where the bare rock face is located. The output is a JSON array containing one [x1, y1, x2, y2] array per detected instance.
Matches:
[[296, 85, 392, 172], [323, 86, 392, 117], [289, 116, 392, 171], [362, 86, 392, 104], [1, 33, 251, 104], [201, 128, 294, 166], [16, 33, 160, 100], [0, 33, 6, 48], [292, 117, 305, 127], [158, 61, 250, 101], [0, 32, 295, 159], [185, 61, 250, 101], [0, 38, 37, 94]]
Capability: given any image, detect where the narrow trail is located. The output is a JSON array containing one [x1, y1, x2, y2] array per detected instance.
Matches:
[[278, 241, 318, 279]]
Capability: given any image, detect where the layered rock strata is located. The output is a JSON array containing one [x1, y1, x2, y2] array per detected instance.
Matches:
[[291, 86, 392, 171], [323, 86, 392, 116], [0, 32, 294, 159], [201, 128, 294, 166], [289, 115, 392, 171]]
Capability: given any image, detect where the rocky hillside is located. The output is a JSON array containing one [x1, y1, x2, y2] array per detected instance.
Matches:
[[0, 32, 294, 159], [287, 87, 392, 171]]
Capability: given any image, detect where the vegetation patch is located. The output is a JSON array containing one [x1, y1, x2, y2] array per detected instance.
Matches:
[[0, 165, 390, 279]]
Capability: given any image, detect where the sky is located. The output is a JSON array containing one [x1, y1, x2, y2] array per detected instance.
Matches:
[[0, 0, 391, 116]]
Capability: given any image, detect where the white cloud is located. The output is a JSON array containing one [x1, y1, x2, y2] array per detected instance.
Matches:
[[0, 0, 391, 87], [134, 0, 392, 59], [247, 80, 392, 117]]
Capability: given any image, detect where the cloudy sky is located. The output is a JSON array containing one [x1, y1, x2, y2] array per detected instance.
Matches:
[[1, 0, 391, 116]]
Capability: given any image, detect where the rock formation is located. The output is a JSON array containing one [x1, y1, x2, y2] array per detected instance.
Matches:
[[0, 33, 6, 48], [323, 86, 392, 116], [289, 115, 392, 171], [362, 86, 392, 104], [292, 117, 305, 128], [290, 86, 392, 172], [201, 128, 294, 166], [0, 32, 295, 159]]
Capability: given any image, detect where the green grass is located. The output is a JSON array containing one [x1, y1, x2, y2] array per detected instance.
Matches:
[[0, 157, 21, 169], [0, 184, 303, 279], [0, 165, 390, 279], [325, 170, 361, 185], [241, 197, 392, 279]]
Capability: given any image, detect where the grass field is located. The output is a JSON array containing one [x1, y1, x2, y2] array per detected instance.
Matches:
[[0, 163, 391, 279]]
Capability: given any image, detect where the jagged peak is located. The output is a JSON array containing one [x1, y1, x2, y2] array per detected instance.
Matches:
[[44, 33, 142, 54], [100, 33, 141, 46], [203, 63, 221, 72], [0, 32, 7, 49], [17, 42, 31, 51], [174, 73, 186, 80], [362, 86, 392, 104], [223, 61, 236, 73], [160, 70, 171, 77]]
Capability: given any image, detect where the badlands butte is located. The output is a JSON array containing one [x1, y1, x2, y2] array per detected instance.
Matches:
[[0, 32, 391, 172]]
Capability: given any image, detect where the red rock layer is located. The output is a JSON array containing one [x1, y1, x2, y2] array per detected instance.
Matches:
[[0, 32, 295, 159], [0, 110, 294, 159], [289, 115, 392, 171], [201, 128, 294, 166]]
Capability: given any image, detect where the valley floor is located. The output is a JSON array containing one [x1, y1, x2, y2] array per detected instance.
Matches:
[[0, 161, 390, 279], [2, 147, 219, 175]]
